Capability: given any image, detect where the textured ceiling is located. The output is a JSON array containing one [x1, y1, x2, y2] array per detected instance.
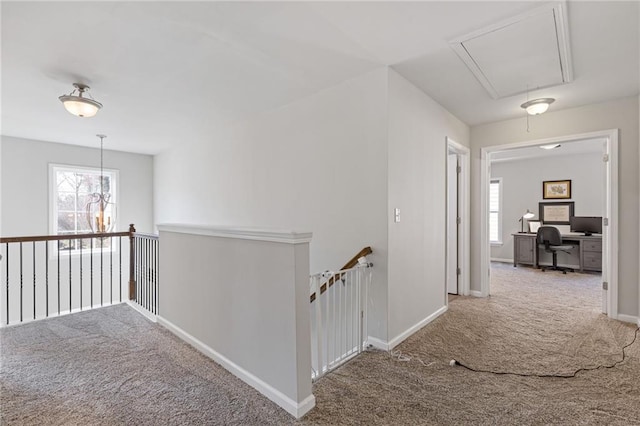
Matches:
[[1, 1, 638, 154]]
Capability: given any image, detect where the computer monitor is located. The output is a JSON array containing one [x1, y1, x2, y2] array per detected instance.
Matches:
[[569, 216, 602, 236]]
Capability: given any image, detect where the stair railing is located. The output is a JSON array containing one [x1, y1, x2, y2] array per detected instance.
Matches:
[[0, 226, 134, 326], [0, 223, 160, 326], [310, 247, 373, 380]]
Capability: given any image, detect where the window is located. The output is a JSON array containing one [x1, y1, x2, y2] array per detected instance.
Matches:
[[489, 178, 502, 244], [50, 165, 118, 252]]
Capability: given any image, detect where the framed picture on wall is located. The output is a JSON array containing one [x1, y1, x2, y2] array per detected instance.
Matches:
[[543, 180, 571, 199], [539, 201, 575, 225]]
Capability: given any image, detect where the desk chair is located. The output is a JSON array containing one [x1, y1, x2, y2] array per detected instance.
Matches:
[[536, 226, 574, 274]]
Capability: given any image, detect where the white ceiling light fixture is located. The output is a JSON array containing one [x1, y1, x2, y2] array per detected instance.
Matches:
[[521, 98, 555, 115], [540, 144, 561, 150], [59, 83, 103, 118]]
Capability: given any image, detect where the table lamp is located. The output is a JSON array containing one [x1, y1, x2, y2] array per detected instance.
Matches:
[[519, 209, 535, 233]]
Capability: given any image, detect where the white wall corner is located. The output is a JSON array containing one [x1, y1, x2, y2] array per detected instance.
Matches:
[[366, 336, 390, 351], [126, 300, 157, 323], [157, 315, 315, 419], [388, 305, 448, 350]]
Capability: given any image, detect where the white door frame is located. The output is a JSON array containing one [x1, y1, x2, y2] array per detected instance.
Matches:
[[446, 137, 470, 297], [479, 129, 619, 318]]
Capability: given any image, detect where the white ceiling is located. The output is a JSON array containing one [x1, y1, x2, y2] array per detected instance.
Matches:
[[2, 1, 638, 155]]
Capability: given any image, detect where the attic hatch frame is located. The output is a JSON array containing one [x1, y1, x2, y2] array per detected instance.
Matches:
[[448, 1, 573, 100]]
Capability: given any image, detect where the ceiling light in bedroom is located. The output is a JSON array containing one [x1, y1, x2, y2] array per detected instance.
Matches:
[[539, 144, 561, 150]]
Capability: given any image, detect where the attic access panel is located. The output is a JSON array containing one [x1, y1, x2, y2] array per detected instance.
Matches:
[[449, 2, 573, 99]]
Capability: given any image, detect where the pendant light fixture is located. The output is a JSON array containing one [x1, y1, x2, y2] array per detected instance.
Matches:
[[59, 83, 103, 118], [86, 134, 113, 233]]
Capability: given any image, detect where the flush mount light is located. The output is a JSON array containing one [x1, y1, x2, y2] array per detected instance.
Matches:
[[520, 98, 555, 115], [539, 144, 561, 150], [59, 83, 103, 118]]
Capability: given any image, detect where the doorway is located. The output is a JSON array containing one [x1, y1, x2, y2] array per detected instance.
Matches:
[[479, 129, 618, 317], [446, 137, 470, 297]]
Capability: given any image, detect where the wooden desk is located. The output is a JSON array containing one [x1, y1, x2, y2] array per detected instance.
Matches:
[[512, 233, 602, 272]]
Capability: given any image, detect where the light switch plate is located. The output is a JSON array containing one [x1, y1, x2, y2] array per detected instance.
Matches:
[[394, 208, 400, 223]]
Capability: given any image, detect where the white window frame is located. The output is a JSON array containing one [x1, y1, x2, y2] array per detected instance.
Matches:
[[489, 177, 503, 245], [49, 164, 119, 256]]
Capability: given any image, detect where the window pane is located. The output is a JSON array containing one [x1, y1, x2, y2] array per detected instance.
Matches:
[[57, 212, 76, 232], [489, 212, 499, 242], [56, 172, 77, 192], [101, 176, 112, 194], [57, 193, 76, 211], [78, 173, 98, 193], [78, 193, 94, 210], [489, 182, 500, 211], [79, 213, 94, 231]]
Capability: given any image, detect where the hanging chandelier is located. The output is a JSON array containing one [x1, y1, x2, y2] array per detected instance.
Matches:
[[86, 134, 113, 233], [59, 83, 103, 118]]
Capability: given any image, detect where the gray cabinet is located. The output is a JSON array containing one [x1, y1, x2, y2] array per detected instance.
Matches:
[[513, 234, 536, 266], [581, 239, 602, 272]]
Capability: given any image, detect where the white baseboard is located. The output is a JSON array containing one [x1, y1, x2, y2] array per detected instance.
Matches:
[[366, 336, 389, 351], [616, 314, 639, 325], [470, 290, 484, 297], [157, 315, 315, 419], [490, 258, 512, 263], [126, 300, 157, 323], [388, 305, 448, 350], [0, 301, 126, 328]]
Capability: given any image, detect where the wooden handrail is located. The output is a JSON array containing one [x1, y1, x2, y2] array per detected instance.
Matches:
[[0, 230, 131, 244], [310, 246, 372, 303]]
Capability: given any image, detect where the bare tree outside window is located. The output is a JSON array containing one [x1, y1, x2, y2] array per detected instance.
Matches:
[[52, 166, 117, 252]]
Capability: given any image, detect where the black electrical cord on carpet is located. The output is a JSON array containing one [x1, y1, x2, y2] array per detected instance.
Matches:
[[449, 327, 639, 379]]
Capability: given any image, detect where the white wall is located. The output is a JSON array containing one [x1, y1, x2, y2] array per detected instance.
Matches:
[[154, 67, 472, 346], [471, 96, 639, 317], [158, 225, 313, 418], [386, 69, 469, 345], [0, 136, 154, 323], [491, 151, 604, 261], [154, 68, 390, 341], [0, 136, 154, 235]]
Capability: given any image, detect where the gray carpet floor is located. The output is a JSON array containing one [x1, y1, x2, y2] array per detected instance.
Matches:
[[2, 262, 639, 425]]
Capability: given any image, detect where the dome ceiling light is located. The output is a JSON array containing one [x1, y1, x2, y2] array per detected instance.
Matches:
[[521, 98, 555, 115], [59, 83, 103, 118]]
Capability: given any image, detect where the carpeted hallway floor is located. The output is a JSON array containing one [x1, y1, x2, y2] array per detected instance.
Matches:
[[2, 263, 639, 425]]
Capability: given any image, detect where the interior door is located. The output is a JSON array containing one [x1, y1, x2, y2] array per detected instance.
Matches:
[[601, 140, 608, 314], [447, 154, 459, 295]]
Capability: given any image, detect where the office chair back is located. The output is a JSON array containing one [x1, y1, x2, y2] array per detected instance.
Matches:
[[537, 226, 562, 247]]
